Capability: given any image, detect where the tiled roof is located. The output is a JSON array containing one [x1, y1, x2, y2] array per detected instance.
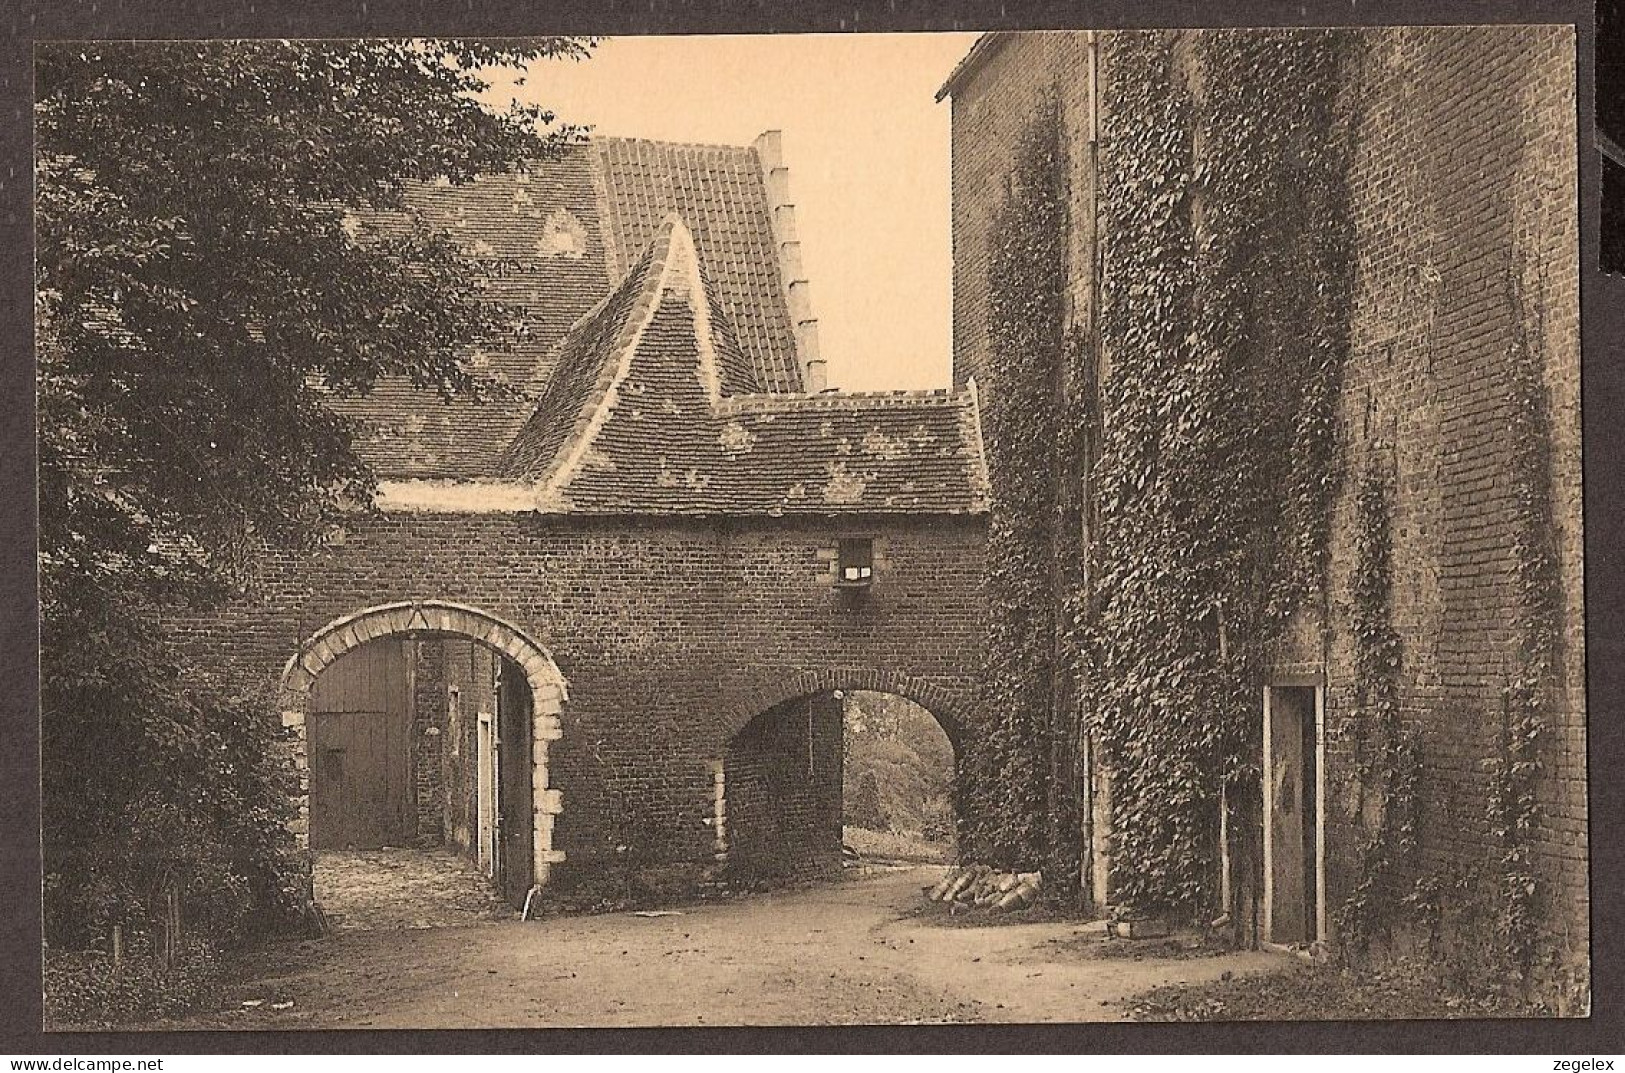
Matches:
[[593, 138, 803, 396], [328, 150, 614, 478], [490, 217, 987, 517], [332, 135, 802, 479], [499, 240, 662, 481]]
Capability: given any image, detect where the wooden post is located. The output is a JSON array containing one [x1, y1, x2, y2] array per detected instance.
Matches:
[[1262, 685, 1275, 944], [1219, 782, 1231, 917]]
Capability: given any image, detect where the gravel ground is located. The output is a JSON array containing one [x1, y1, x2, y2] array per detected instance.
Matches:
[[159, 860, 1290, 1029], [313, 848, 511, 931]]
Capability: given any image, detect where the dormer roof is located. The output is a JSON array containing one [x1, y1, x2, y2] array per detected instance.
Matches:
[[330, 136, 807, 480], [464, 216, 988, 517]]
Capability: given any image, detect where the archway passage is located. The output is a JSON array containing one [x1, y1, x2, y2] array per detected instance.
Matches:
[[721, 687, 958, 885], [840, 691, 957, 866], [281, 601, 568, 913], [303, 635, 534, 918]]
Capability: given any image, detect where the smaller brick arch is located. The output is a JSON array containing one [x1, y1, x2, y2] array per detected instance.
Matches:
[[725, 667, 972, 750], [717, 667, 971, 874], [277, 600, 569, 889]]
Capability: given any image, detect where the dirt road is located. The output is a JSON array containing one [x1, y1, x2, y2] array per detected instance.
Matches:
[[188, 867, 1289, 1029]]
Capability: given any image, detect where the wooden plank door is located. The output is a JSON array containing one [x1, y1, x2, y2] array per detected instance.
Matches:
[[309, 639, 413, 849], [496, 657, 533, 908], [1264, 685, 1319, 944]]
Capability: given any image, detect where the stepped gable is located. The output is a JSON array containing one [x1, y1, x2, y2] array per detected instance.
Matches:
[[497, 216, 988, 517], [330, 134, 804, 480]]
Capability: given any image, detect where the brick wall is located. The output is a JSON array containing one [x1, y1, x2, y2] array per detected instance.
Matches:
[[431, 639, 495, 855], [723, 693, 845, 882], [947, 32, 1093, 390], [408, 641, 445, 846], [946, 26, 1584, 961], [1287, 25, 1587, 961], [166, 512, 985, 892]]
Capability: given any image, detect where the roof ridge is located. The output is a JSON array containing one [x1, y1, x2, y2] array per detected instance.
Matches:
[[495, 228, 676, 481], [592, 133, 762, 156], [716, 387, 968, 413], [523, 215, 739, 503]]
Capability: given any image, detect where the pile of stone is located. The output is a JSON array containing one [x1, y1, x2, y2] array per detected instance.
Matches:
[[925, 864, 1042, 911]]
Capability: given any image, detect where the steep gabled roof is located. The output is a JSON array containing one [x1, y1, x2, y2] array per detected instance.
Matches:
[[327, 152, 612, 479], [594, 138, 803, 396], [436, 215, 987, 517], [498, 238, 665, 483], [328, 136, 805, 481]]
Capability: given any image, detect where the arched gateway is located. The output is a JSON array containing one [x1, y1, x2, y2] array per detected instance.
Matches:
[[279, 601, 569, 894]]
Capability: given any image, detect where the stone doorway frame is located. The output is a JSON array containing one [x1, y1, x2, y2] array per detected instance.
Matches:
[[279, 600, 569, 889]]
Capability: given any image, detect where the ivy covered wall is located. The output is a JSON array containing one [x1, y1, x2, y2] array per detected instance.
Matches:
[[1089, 28, 1357, 919], [946, 25, 1584, 1004], [1301, 26, 1586, 1006]]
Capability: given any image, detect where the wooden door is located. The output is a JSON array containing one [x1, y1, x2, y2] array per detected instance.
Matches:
[[496, 658, 533, 907], [309, 639, 413, 849], [1265, 685, 1319, 944]]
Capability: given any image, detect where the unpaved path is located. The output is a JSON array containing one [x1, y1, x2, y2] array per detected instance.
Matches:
[[185, 867, 1290, 1029], [313, 848, 510, 931]]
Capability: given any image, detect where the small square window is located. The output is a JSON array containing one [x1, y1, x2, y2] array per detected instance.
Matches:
[[836, 538, 874, 588]]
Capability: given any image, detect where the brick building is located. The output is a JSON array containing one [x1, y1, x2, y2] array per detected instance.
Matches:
[[170, 133, 989, 905], [940, 25, 1586, 967]]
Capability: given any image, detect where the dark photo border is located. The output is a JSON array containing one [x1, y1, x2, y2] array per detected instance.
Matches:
[[1, 0, 1618, 1055]]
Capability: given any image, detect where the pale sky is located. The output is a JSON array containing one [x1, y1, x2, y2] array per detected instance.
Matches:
[[486, 34, 980, 392]]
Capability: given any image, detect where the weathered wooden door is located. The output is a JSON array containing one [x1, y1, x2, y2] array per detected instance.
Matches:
[[309, 639, 413, 850], [495, 658, 533, 908], [1264, 685, 1320, 944]]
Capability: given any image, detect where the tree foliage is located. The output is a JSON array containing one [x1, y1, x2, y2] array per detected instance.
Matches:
[[37, 38, 589, 600], [36, 39, 590, 954], [842, 692, 955, 843]]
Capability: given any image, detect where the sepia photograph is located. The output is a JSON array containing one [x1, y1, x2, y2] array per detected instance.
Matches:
[[27, 17, 1592, 1036]]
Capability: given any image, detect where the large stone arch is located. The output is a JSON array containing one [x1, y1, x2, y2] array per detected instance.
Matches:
[[278, 600, 569, 888], [724, 666, 972, 752]]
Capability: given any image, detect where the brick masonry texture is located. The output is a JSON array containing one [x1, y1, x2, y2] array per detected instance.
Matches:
[[945, 27, 1584, 955], [1298, 25, 1587, 958], [165, 513, 986, 890], [415, 638, 496, 855], [724, 693, 847, 882], [946, 32, 1093, 390], [160, 125, 990, 902]]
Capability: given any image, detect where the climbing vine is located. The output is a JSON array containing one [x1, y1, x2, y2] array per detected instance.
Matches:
[[969, 29, 1359, 916], [1334, 462, 1421, 962], [1084, 29, 1357, 915], [1483, 265, 1562, 986], [969, 96, 1074, 882], [966, 28, 1571, 984]]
